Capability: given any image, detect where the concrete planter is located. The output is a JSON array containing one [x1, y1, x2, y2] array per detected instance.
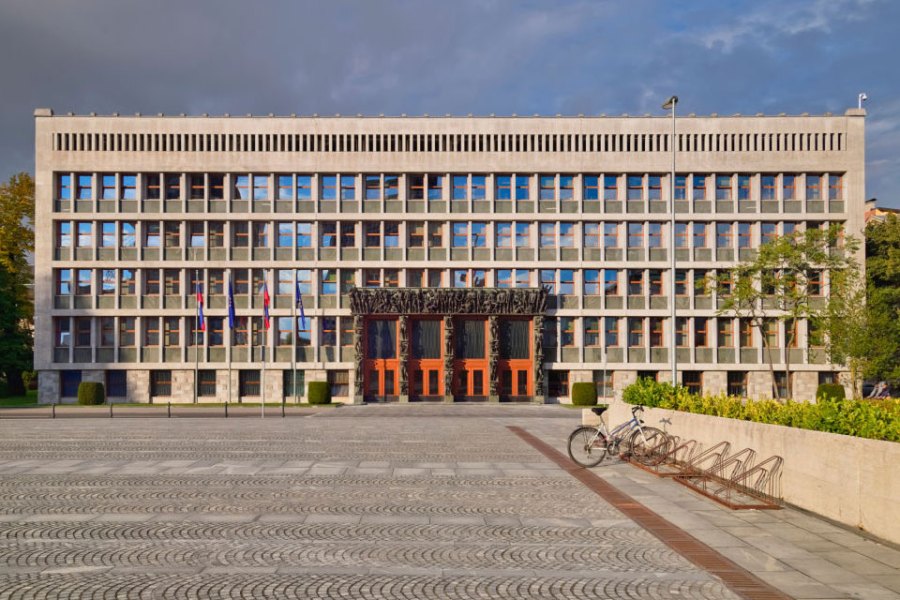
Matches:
[[585, 399, 900, 545]]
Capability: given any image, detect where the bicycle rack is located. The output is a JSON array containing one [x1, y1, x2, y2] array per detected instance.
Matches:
[[628, 437, 783, 510]]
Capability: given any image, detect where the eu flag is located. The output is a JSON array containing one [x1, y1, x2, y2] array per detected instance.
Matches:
[[196, 282, 206, 331], [227, 277, 236, 329], [296, 279, 307, 330]]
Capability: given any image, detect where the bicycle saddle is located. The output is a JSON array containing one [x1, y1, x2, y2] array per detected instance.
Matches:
[[590, 406, 608, 416]]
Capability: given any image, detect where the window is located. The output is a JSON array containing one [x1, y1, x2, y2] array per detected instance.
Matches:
[[55, 318, 71, 347], [647, 223, 662, 248], [604, 270, 619, 295], [119, 317, 135, 347], [603, 223, 618, 248], [144, 174, 160, 200], [239, 370, 260, 397], [364, 269, 381, 288], [340, 175, 355, 200], [76, 174, 92, 200], [329, 370, 350, 397], [100, 269, 116, 295], [738, 175, 750, 201], [761, 222, 776, 245], [144, 222, 161, 248], [806, 174, 822, 200], [717, 319, 734, 347], [594, 370, 613, 398], [365, 222, 381, 248], [649, 317, 664, 347], [142, 316, 159, 346], [407, 222, 424, 248], [829, 174, 843, 200], [497, 269, 512, 289], [539, 223, 556, 248], [540, 270, 555, 294], [451, 175, 467, 200], [584, 176, 600, 201], [57, 222, 72, 248], [627, 223, 643, 248], [560, 175, 574, 200], [649, 269, 663, 296], [321, 269, 337, 294], [604, 317, 619, 347], [514, 269, 529, 288], [495, 223, 511, 248], [471, 223, 486, 247], [99, 317, 114, 346], [365, 175, 381, 200], [106, 371, 127, 397], [384, 222, 399, 248], [101, 222, 115, 247], [737, 223, 752, 248], [548, 371, 569, 398], [783, 175, 796, 200], [648, 175, 662, 200], [675, 317, 689, 347], [452, 222, 469, 248], [189, 222, 205, 248], [716, 223, 733, 249], [120, 222, 136, 248], [715, 175, 732, 200], [189, 174, 204, 199], [77, 222, 92, 247], [165, 175, 180, 200], [693, 223, 707, 248], [340, 222, 356, 247], [584, 270, 600, 296], [694, 317, 708, 347], [514, 175, 529, 201], [627, 175, 643, 200], [283, 369, 305, 397], [809, 320, 825, 348], [319, 222, 336, 248], [196, 370, 217, 397], [584, 223, 600, 248], [296, 175, 312, 200], [739, 319, 753, 347], [807, 270, 823, 296], [728, 371, 748, 397], [674, 223, 688, 248], [384, 175, 399, 200], [277, 223, 293, 248], [559, 318, 575, 347], [277, 317, 294, 346], [321, 175, 337, 201], [428, 222, 444, 247], [559, 270, 574, 295], [627, 269, 644, 296], [471, 175, 485, 200], [675, 270, 688, 296], [122, 174, 137, 200], [692, 174, 707, 201], [163, 269, 180, 295], [683, 372, 702, 395], [774, 372, 789, 399], [58, 174, 72, 200], [427, 175, 443, 201], [253, 222, 269, 248], [496, 175, 512, 200], [514, 223, 530, 248], [164, 222, 180, 248], [539, 175, 555, 201], [56, 269, 72, 295], [408, 175, 425, 200], [76, 269, 91, 295], [761, 175, 776, 200], [61, 371, 82, 398], [604, 175, 618, 201], [674, 175, 686, 200], [584, 317, 601, 347], [627, 318, 644, 347], [368, 319, 397, 359]]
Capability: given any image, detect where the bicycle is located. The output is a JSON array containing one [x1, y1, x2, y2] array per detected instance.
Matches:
[[567, 404, 671, 468]]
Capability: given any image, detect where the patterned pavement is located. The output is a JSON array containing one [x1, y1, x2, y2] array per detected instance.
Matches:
[[0, 404, 897, 599]]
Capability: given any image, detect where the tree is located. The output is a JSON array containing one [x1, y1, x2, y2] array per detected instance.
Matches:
[[0, 172, 34, 396], [711, 224, 860, 400]]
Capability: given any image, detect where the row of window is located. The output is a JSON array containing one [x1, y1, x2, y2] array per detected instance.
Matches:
[[53, 315, 823, 350], [57, 172, 845, 203], [55, 219, 842, 252], [55, 266, 829, 298]]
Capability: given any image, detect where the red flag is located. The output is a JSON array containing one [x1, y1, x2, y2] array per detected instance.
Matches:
[[262, 281, 270, 330]]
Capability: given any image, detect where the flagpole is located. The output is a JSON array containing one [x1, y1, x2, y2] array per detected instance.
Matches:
[[292, 269, 297, 406], [261, 268, 267, 419], [227, 269, 232, 408], [194, 268, 199, 404]]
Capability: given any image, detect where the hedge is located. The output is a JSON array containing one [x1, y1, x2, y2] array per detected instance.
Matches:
[[570, 382, 598, 406], [77, 382, 106, 405], [622, 377, 899, 442], [307, 381, 331, 405], [816, 383, 846, 401]]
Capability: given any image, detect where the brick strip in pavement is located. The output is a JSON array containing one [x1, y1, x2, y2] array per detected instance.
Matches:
[[508, 425, 793, 600]]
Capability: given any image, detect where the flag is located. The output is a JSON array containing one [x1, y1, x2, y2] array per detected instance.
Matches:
[[262, 280, 270, 330], [227, 276, 236, 329], [196, 281, 206, 331], [295, 279, 307, 330]]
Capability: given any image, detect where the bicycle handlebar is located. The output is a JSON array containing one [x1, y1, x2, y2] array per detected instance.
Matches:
[[631, 404, 645, 414]]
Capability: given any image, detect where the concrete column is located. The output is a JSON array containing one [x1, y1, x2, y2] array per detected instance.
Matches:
[[748, 370, 772, 400], [792, 371, 818, 402], [613, 370, 637, 401], [703, 371, 727, 396]]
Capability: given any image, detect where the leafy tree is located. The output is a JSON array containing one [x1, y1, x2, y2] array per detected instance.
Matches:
[[0, 172, 34, 395], [710, 224, 860, 400]]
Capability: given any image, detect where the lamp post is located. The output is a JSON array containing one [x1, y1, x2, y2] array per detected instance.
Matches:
[[662, 95, 678, 387]]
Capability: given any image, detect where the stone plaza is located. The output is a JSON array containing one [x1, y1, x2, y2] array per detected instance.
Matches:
[[0, 405, 897, 599]]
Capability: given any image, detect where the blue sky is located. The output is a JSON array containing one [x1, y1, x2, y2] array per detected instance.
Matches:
[[1, 0, 897, 206]]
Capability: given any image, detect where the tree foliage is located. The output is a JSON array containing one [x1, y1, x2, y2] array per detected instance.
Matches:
[[0, 172, 34, 396], [711, 224, 859, 400]]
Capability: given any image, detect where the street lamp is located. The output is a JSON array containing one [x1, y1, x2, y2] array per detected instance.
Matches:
[[662, 95, 678, 387]]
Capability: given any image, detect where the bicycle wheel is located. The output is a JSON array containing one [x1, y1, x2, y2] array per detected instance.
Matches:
[[627, 427, 671, 466], [567, 426, 609, 467]]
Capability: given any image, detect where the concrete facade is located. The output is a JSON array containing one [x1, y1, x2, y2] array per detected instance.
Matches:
[[33, 108, 866, 403]]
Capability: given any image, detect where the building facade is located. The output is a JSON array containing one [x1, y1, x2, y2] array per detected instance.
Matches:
[[34, 108, 866, 403]]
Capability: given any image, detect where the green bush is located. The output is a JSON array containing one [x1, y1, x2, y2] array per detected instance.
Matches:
[[621, 382, 899, 442], [570, 382, 598, 406], [307, 381, 331, 405], [816, 383, 846, 401], [77, 381, 106, 405], [22, 370, 37, 391], [0, 380, 8, 398]]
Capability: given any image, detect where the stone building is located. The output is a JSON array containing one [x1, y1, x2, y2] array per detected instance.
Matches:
[[33, 108, 865, 403]]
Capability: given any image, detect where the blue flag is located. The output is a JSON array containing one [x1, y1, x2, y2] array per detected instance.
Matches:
[[296, 279, 307, 330], [227, 277, 236, 329]]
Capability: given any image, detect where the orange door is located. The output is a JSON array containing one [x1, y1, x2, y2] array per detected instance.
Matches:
[[453, 361, 487, 398], [364, 317, 399, 400]]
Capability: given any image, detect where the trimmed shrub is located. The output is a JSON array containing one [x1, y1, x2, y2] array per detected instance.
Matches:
[[817, 383, 846, 401], [307, 381, 331, 405], [621, 376, 679, 408], [570, 382, 598, 406], [23, 371, 37, 391], [77, 381, 106, 405]]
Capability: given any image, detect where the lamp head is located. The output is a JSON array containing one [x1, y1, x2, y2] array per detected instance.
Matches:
[[662, 96, 679, 110]]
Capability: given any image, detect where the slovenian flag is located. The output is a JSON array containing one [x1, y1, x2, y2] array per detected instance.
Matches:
[[227, 275, 236, 329], [262, 279, 270, 330], [296, 278, 307, 330], [196, 281, 206, 331]]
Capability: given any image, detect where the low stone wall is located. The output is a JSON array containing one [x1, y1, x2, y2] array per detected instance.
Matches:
[[585, 400, 900, 545]]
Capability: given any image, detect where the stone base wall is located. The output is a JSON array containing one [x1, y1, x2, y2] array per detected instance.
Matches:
[[792, 371, 818, 402], [37, 371, 59, 404], [702, 371, 727, 396], [128, 370, 150, 403]]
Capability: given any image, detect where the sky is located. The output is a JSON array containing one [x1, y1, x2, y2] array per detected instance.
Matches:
[[1, 0, 898, 207]]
